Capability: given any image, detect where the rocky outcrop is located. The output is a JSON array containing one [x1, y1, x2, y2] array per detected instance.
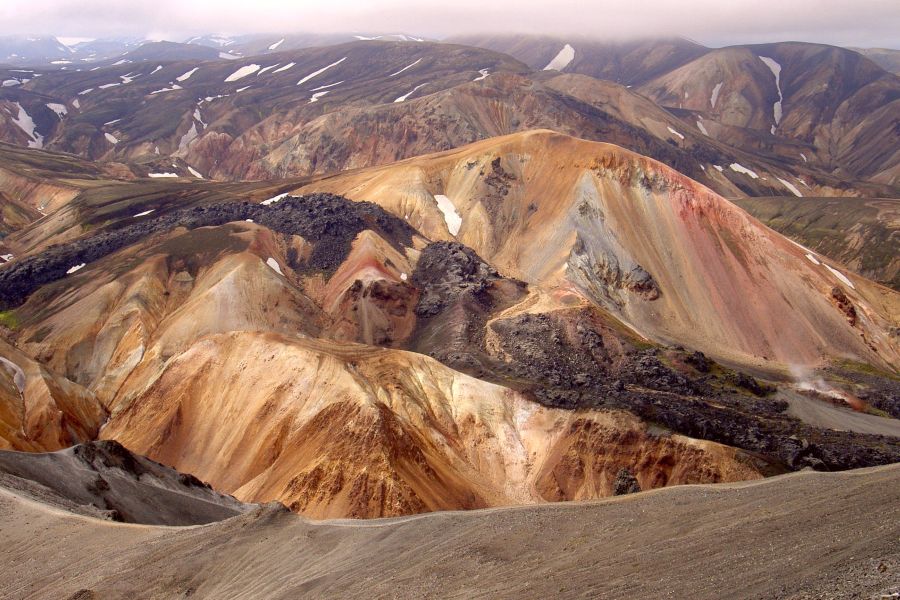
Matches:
[[0, 440, 251, 524]]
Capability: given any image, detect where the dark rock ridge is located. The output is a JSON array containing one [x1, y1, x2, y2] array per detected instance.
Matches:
[[0, 440, 250, 525], [613, 468, 642, 495], [412, 241, 509, 317], [0, 193, 417, 309]]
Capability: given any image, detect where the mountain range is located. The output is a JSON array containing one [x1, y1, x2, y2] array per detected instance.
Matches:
[[0, 28, 898, 598]]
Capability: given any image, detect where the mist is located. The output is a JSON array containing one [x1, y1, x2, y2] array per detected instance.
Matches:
[[1, 0, 898, 48]]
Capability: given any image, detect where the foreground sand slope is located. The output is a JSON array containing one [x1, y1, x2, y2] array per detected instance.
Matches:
[[1, 464, 897, 599]]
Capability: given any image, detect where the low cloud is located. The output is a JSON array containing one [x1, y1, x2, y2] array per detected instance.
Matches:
[[1, 0, 897, 48]]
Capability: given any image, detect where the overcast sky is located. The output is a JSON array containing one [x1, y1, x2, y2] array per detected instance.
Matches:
[[1, 0, 898, 49]]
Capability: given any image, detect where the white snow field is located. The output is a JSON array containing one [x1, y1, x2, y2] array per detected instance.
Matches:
[[729, 163, 759, 179], [395, 83, 427, 102], [434, 194, 462, 235], [759, 56, 783, 134], [389, 58, 422, 77], [225, 64, 261, 82], [543, 44, 575, 71], [11, 103, 42, 148], [266, 258, 283, 275], [176, 68, 199, 82], [776, 177, 803, 197], [297, 57, 347, 86], [710, 81, 723, 108]]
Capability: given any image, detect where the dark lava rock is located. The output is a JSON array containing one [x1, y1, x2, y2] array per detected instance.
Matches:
[[0, 193, 416, 309], [412, 241, 503, 317], [613, 468, 641, 495], [685, 351, 711, 373]]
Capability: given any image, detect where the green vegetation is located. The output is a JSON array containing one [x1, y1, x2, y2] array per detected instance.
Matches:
[[0, 310, 19, 329]]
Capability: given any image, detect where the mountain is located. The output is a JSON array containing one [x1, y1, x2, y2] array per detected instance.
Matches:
[[2, 464, 898, 598], [0, 440, 252, 524], [186, 32, 430, 58], [295, 130, 900, 370], [736, 196, 900, 290], [637, 42, 900, 187], [0, 132, 897, 520], [0, 35, 77, 66], [850, 47, 900, 75], [2, 39, 891, 199], [445, 35, 900, 192], [447, 34, 708, 85], [116, 41, 224, 63]]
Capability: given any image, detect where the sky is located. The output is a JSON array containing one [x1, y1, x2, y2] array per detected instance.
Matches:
[[1, 0, 898, 49]]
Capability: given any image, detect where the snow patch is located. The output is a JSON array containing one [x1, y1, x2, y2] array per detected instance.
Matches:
[[104, 132, 119, 144], [178, 122, 198, 150], [219, 52, 240, 60], [311, 81, 343, 91], [187, 166, 204, 179], [667, 126, 685, 140], [266, 257, 283, 275], [473, 68, 490, 81], [759, 56, 783, 132], [72, 98, 80, 109], [225, 64, 260, 82], [729, 163, 759, 179], [395, 83, 427, 103], [256, 64, 279, 75], [46, 102, 67, 118], [800, 153, 808, 163], [297, 57, 347, 86], [150, 65, 162, 74], [434, 194, 462, 235], [696, 120, 709, 136], [66, 263, 86, 274], [400, 272, 408, 281], [272, 62, 295, 73], [98, 82, 120, 89], [268, 38, 285, 51], [389, 58, 422, 77], [148, 172, 178, 178], [261, 192, 289, 206], [543, 44, 575, 71], [133, 209, 154, 217], [11, 103, 42, 148], [805, 253, 820, 265], [150, 84, 182, 94], [176, 67, 199, 82], [825, 265, 855, 289], [710, 81, 723, 109], [776, 177, 803, 197], [309, 91, 330, 103], [0, 357, 25, 394]]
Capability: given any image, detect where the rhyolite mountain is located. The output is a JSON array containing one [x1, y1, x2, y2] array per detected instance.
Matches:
[[0, 130, 898, 520]]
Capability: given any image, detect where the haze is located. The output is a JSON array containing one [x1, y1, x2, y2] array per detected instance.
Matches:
[[2, 0, 898, 48]]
